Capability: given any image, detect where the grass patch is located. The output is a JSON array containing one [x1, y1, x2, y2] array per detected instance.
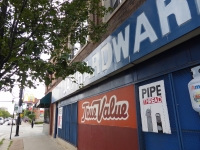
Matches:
[[0, 138, 5, 145], [7, 140, 13, 150]]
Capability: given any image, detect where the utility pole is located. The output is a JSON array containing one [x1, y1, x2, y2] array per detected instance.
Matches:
[[15, 88, 23, 136], [10, 100, 15, 139]]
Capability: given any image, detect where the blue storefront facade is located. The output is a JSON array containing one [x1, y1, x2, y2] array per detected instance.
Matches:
[[50, 0, 200, 149]]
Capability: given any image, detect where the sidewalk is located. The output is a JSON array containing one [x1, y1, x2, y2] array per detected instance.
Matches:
[[0, 122, 66, 150]]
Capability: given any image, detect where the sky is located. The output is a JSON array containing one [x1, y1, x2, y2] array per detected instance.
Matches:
[[0, 83, 45, 114]]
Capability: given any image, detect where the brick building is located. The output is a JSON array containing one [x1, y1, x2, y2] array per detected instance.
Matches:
[[37, 0, 200, 150]]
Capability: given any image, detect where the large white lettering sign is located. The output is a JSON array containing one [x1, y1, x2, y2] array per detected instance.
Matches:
[[52, 0, 200, 102], [156, 0, 191, 36], [196, 0, 200, 14], [139, 80, 171, 134]]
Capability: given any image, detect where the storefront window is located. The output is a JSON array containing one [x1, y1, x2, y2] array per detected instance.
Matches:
[[44, 108, 50, 124]]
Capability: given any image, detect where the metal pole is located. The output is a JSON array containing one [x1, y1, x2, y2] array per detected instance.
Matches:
[[15, 88, 23, 136], [9, 110, 14, 139], [31, 105, 34, 128]]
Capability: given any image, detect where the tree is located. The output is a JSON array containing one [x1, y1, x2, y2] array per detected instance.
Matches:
[[23, 109, 34, 120], [0, 0, 110, 91], [28, 113, 35, 121], [0, 109, 11, 118], [23, 109, 31, 117]]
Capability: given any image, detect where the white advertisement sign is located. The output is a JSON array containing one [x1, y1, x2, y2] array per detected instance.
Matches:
[[188, 66, 200, 113], [139, 80, 171, 134], [58, 107, 63, 129], [18, 106, 22, 113], [14, 104, 18, 112]]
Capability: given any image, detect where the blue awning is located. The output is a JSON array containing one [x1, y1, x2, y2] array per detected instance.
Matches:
[[35, 92, 51, 108]]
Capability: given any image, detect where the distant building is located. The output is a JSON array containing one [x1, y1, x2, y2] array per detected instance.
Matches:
[[23, 97, 43, 122]]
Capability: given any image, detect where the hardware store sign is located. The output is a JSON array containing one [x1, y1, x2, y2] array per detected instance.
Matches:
[[52, 0, 200, 102]]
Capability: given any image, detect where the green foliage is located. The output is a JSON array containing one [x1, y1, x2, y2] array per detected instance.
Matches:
[[0, 138, 5, 145], [23, 109, 31, 117], [0, 0, 110, 91], [0, 109, 11, 118], [23, 109, 35, 120], [28, 113, 35, 120], [8, 140, 13, 150]]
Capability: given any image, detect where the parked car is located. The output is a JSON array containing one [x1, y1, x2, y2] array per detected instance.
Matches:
[[7, 119, 16, 125], [4, 118, 9, 121], [0, 117, 4, 125]]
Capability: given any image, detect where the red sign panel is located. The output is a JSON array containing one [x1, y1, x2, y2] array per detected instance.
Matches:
[[78, 85, 137, 128]]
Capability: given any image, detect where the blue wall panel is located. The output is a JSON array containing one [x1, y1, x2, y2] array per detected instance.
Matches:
[[60, 68, 135, 106], [58, 103, 77, 146], [172, 68, 200, 131], [143, 131, 180, 150], [70, 103, 77, 145], [136, 66, 200, 150], [182, 132, 200, 150], [172, 68, 200, 150], [136, 75, 182, 150], [70, 123, 77, 145], [136, 42, 188, 81], [189, 36, 200, 62]]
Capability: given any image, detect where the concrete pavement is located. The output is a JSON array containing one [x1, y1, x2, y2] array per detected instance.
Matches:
[[0, 122, 66, 150]]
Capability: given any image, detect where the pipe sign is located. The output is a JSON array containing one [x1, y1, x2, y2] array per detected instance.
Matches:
[[139, 80, 171, 134]]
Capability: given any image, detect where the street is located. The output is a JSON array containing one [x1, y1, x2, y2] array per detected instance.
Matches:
[[0, 120, 43, 140], [0, 121, 66, 150]]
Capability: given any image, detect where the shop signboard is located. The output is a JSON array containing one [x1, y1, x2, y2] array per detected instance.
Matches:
[[14, 104, 18, 113], [58, 107, 63, 129], [52, 0, 200, 102], [139, 80, 171, 134], [78, 85, 137, 128], [23, 93, 35, 103], [18, 106, 22, 113]]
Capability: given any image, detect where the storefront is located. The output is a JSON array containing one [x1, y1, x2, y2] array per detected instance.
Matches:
[[35, 92, 52, 135], [51, 0, 200, 149]]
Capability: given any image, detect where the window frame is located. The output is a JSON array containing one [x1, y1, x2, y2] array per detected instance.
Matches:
[[102, 0, 126, 23]]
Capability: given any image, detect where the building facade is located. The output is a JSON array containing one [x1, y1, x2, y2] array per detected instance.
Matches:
[[38, 0, 200, 149]]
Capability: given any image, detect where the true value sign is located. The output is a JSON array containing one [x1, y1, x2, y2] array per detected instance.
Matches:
[[52, 0, 200, 102]]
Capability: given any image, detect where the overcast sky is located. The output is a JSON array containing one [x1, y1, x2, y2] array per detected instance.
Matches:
[[0, 83, 45, 114]]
